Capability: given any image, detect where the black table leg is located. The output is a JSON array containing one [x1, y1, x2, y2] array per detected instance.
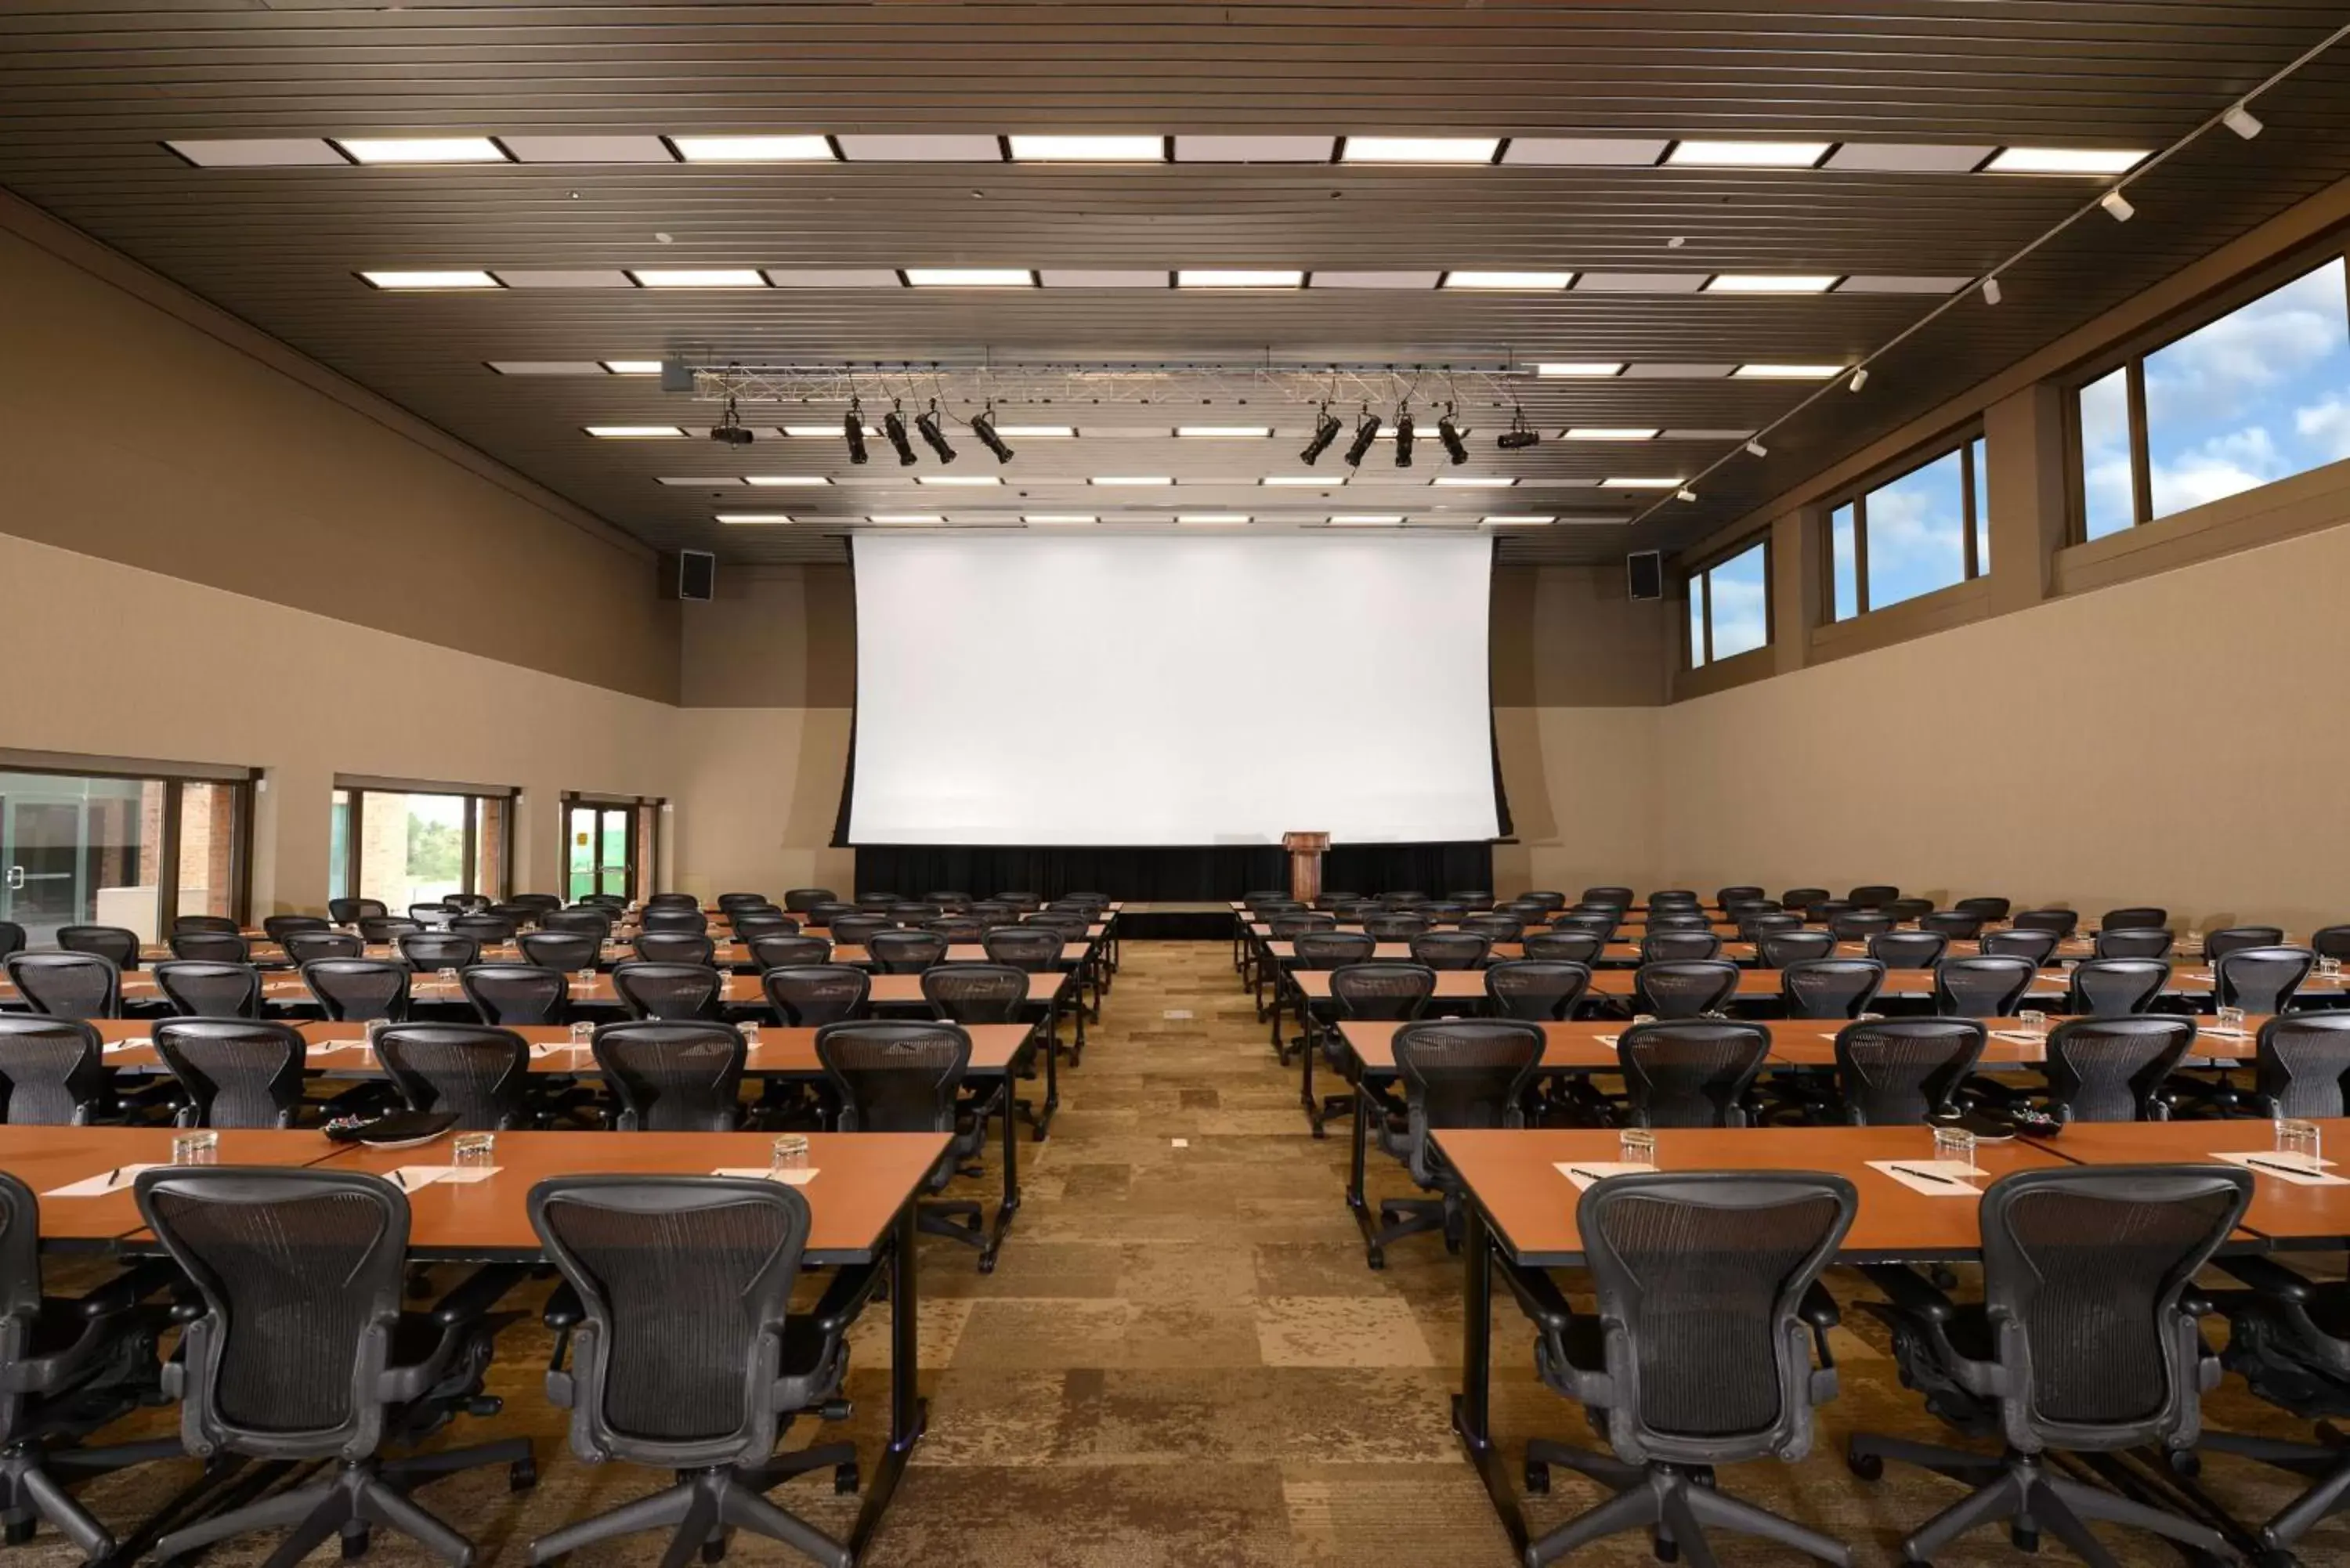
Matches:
[[1452, 1202, 1528, 1557], [1300, 1013, 1324, 1135], [981, 1068, 1021, 1273], [850, 1204, 925, 1560], [1347, 1084, 1384, 1267]]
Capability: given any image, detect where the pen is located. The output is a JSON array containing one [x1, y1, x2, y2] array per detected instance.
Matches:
[[1889, 1165, 1963, 1187], [2242, 1157, 2323, 1179], [99, 1166, 123, 1190]]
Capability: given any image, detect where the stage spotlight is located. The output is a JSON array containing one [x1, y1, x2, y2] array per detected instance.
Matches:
[[844, 403, 870, 465], [1300, 405, 1343, 465], [708, 395, 754, 447], [916, 405, 957, 463], [883, 403, 919, 465], [1343, 410, 1382, 468], [1495, 405, 1540, 450], [973, 408, 1016, 463], [1393, 409, 1415, 468], [1437, 409, 1470, 464]]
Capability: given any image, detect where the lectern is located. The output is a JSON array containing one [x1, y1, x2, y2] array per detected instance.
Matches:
[[1282, 831, 1331, 906]]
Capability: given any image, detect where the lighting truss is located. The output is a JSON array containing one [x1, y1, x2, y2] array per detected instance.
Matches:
[[685, 360, 1531, 417]]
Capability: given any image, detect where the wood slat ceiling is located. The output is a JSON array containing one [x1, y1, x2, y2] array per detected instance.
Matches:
[[2, 2, 2345, 566]]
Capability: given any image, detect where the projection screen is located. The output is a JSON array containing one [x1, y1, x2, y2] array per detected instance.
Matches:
[[845, 533, 1501, 846]]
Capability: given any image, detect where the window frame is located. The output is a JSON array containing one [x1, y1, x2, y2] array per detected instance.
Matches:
[[1683, 533, 1773, 670], [331, 775, 515, 905], [2063, 237, 2350, 544], [0, 751, 255, 929], [1818, 425, 1990, 623]]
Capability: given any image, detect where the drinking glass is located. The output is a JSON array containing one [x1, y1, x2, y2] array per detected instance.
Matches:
[[2218, 1005, 2248, 1034], [2276, 1119, 2323, 1168], [569, 1020, 594, 1046], [741, 1022, 761, 1048], [1932, 1125, 1977, 1169], [1618, 1127, 1658, 1169], [771, 1134, 812, 1174], [172, 1131, 219, 1166], [2019, 1010, 2048, 1039], [453, 1133, 497, 1169]]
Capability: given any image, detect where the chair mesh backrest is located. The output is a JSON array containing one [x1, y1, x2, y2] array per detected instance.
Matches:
[[1781, 959, 1885, 1021], [1648, 891, 1701, 909], [610, 962, 721, 1021], [154, 1019, 308, 1129], [156, 960, 262, 1019], [763, 965, 871, 1028], [2102, 907, 2168, 933], [59, 926, 139, 968], [447, 916, 515, 943], [1409, 932, 1491, 971], [1834, 1020, 1986, 1125], [1517, 891, 1569, 911], [1920, 911, 1987, 940], [592, 1023, 744, 1131], [805, 901, 858, 929], [1980, 1169, 2250, 1432], [815, 1021, 971, 1133], [1933, 956, 2037, 1018], [717, 892, 770, 913], [1294, 931, 1376, 970], [171, 930, 250, 963], [518, 930, 601, 970], [634, 931, 717, 966], [1641, 930, 1722, 963], [398, 932, 479, 971], [1632, 960, 1740, 1020], [1829, 912, 1896, 941], [1716, 887, 1765, 907], [829, 915, 891, 949], [461, 963, 569, 1025], [1459, 914, 1524, 942], [1582, 1175, 1854, 1443], [2310, 924, 2350, 961], [2066, 959, 2170, 1017], [1363, 912, 1433, 941], [924, 916, 982, 943], [1582, 887, 1634, 907], [1847, 885, 1900, 908], [1382, 891, 1430, 908], [1868, 931, 1948, 970], [1756, 931, 1836, 968], [1329, 963, 1437, 1021], [2214, 946, 2313, 1013], [2044, 1017, 2196, 1122], [1524, 931, 1605, 965], [0, 1017, 107, 1125], [2256, 1014, 2350, 1118], [729, 913, 799, 944], [531, 1179, 809, 1446], [747, 934, 831, 971], [1740, 912, 1805, 943], [887, 904, 944, 927], [1618, 1021, 1770, 1127], [982, 927, 1065, 973], [137, 1172, 403, 1436], [928, 890, 978, 910], [1484, 960, 1590, 1022], [2095, 928, 2175, 960], [0, 922, 23, 962], [5, 952, 121, 1020], [2012, 909, 2079, 938], [920, 963, 1030, 1024], [375, 1024, 528, 1129], [540, 909, 613, 938], [867, 930, 949, 974], [356, 917, 422, 945], [2202, 927, 2284, 960], [641, 909, 709, 938], [1390, 1021, 1542, 1173], [1646, 912, 1715, 933], [783, 888, 836, 914], [283, 930, 363, 964], [1449, 890, 1496, 911], [1805, 900, 1853, 925], [327, 898, 387, 924], [1778, 888, 1828, 912], [1954, 896, 2012, 919], [1982, 928, 2060, 964], [300, 959, 410, 1022], [1887, 898, 1937, 923], [1553, 913, 1619, 941]]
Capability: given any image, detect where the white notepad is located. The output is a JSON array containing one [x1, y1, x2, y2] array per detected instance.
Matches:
[[1987, 1031, 2044, 1045], [386, 1165, 500, 1191], [2213, 1152, 2348, 1187], [1866, 1159, 1986, 1196], [46, 1164, 164, 1198], [1556, 1162, 1647, 1190], [710, 1167, 819, 1185], [101, 1038, 150, 1054]]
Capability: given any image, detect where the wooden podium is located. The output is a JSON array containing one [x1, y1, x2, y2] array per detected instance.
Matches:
[[1282, 831, 1331, 906]]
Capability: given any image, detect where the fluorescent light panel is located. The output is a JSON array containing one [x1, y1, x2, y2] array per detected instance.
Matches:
[[1328, 514, 1405, 525], [1007, 134, 1163, 161], [1431, 475, 1517, 486], [868, 514, 945, 524], [902, 267, 1034, 287], [628, 269, 767, 288], [1705, 274, 1841, 293], [1444, 271, 1574, 290], [1175, 269, 1303, 288], [166, 138, 346, 168], [1342, 136, 1499, 164], [360, 270, 499, 290], [486, 361, 606, 375], [1090, 476, 1173, 486], [1733, 363, 1845, 379], [916, 475, 1003, 486], [1176, 425, 1273, 438], [1481, 515, 1557, 525], [334, 136, 508, 164], [602, 360, 664, 375], [1600, 477, 1680, 489], [1177, 514, 1251, 524], [670, 135, 834, 162], [743, 475, 832, 486], [992, 425, 1076, 437], [1536, 362, 1625, 378], [782, 424, 879, 437], [500, 135, 675, 164], [584, 425, 685, 438], [1563, 428, 1661, 441], [715, 513, 794, 525], [1022, 514, 1097, 524], [1985, 146, 2149, 175], [1263, 476, 1340, 486], [1667, 140, 1829, 168]]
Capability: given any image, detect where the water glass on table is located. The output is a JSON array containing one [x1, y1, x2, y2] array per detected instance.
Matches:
[[1618, 1127, 1657, 1169]]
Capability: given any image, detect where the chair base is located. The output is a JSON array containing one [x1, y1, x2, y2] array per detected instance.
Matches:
[[1522, 1440, 1849, 1568], [530, 1447, 855, 1568], [918, 1198, 985, 1250], [154, 1442, 530, 1568], [1846, 1435, 2232, 1567], [2201, 1424, 2350, 1550], [1, 1436, 184, 1559]]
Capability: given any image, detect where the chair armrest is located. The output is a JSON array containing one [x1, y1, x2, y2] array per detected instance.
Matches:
[[1858, 1263, 1956, 1324], [1496, 1255, 1575, 1336], [810, 1262, 888, 1339], [2211, 1254, 2318, 1306], [1797, 1281, 1841, 1333], [432, 1263, 530, 1330]]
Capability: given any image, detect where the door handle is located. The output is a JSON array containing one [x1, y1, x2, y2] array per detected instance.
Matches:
[[4, 866, 23, 891]]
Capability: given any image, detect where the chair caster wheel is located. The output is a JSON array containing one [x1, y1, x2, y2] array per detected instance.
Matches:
[[1902, 1559, 1934, 1568], [1846, 1444, 1883, 1481], [2010, 1527, 2038, 1552], [700, 1535, 726, 1563], [1523, 1461, 1549, 1495], [834, 1463, 860, 1496], [979, 1255, 999, 1275], [510, 1456, 537, 1491], [2169, 1450, 2202, 1478], [1651, 1531, 1679, 1562], [341, 1526, 370, 1559], [5, 1517, 36, 1546], [2254, 1548, 2300, 1568]]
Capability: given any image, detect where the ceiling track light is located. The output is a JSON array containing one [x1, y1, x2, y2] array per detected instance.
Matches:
[[2099, 189, 2135, 222], [1300, 403, 1343, 465], [1437, 406, 1470, 464], [2224, 103, 2265, 139], [1495, 405, 1540, 450], [1744, 439, 1769, 457], [916, 403, 957, 463], [1393, 406, 1415, 468], [1981, 276, 2002, 305], [972, 406, 1015, 463], [882, 402, 918, 465], [1848, 368, 1870, 392], [1343, 409, 1382, 468], [1675, 488, 1698, 503], [844, 397, 870, 465], [709, 393, 754, 447]]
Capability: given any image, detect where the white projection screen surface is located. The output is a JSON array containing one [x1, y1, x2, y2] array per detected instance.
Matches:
[[846, 533, 1502, 846]]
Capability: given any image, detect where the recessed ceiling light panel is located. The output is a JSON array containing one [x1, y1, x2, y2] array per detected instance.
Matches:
[[334, 136, 509, 164], [1175, 269, 1303, 288], [1502, 138, 1667, 166], [360, 270, 500, 290], [1732, 363, 1844, 379], [1563, 428, 1662, 441], [1666, 140, 1830, 168], [1007, 134, 1165, 161], [1443, 271, 1575, 291], [715, 513, 794, 525], [1341, 136, 1499, 164], [669, 135, 835, 162], [500, 135, 676, 164], [165, 138, 348, 168], [1704, 274, 1841, 293], [1985, 146, 2149, 175], [584, 425, 687, 438], [902, 268, 1036, 287], [743, 475, 833, 486], [1535, 362, 1625, 378], [1823, 143, 1994, 173], [628, 269, 768, 288]]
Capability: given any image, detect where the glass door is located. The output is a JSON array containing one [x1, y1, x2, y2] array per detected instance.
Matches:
[[566, 803, 634, 901], [0, 771, 162, 945]]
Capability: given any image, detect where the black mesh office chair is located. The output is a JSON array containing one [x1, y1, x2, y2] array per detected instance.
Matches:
[[135, 1168, 531, 1568], [397, 932, 479, 973], [301, 958, 410, 1022], [1553, 912, 1620, 941], [804, 901, 858, 930], [1513, 891, 1566, 912], [168, 930, 248, 963], [1932, 956, 2037, 1018], [920, 963, 1030, 1025], [1484, 960, 1591, 1023], [925, 889, 977, 912], [0, 923, 22, 963], [490, 901, 544, 930], [1867, 930, 1948, 970], [509, 893, 564, 912], [262, 914, 331, 946], [153, 1019, 308, 1129], [0, 1017, 110, 1125], [1368, 1019, 1542, 1257], [633, 931, 717, 966], [1418, 901, 1467, 927], [822, 914, 886, 951], [152, 960, 261, 1019], [1640, 930, 1722, 963], [1757, 930, 1837, 968], [2309, 923, 2350, 963], [2095, 927, 2175, 959], [981, 927, 1065, 973], [1849, 1167, 2252, 1568], [1362, 912, 1434, 941], [730, 912, 799, 945], [2064, 956, 2170, 1017], [1618, 1020, 1770, 1127], [1919, 910, 1987, 941], [1716, 884, 1765, 907], [1294, 930, 1376, 970], [1449, 890, 1497, 911], [1582, 887, 1634, 909], [1459, 913, 1524, 943], [748, 934, 831, 971], [459, 963, 569, 1027], [1781, 958, 1885, 1021], [518, 930, 601, 971], [2041, 1017, 2195, 1122], [1829, 1018, 1987, 1125], [526, 1177, 859, 1568], [716, 892, 772, 915], [374, 1024, 530, 1130], [1741, 912, 1806, 943], [0, 1172, 179, 1559], [1887, 897, 1937, 923], [1981, 927, 2060, 965], [1806, 899, 1855, 927], [1848, 884, 1900, 908], [642, 893, 700, 912], [1509, 1172, 1857, 1568], [57, 927, 139, 970], [1523, 931, 1605, 965], [610, 961, 721, 1021], [592, 1021, 745, 1131], [1318, 964, 1438, 1129], [1632, 959, 1741, 1020], [923, 916, 982, 944], [782, 888, 837, 914], [866, 930, 948, 974], [357, 917, 424, 946], [1778, 887, 1829, 912], [580, 894, 630, 913], [1646, 912, 1716, 934], [885, 903, 943, 928], [2242, 1013, 2350, 1118], [1829, 912, 1896, 941], [540, 909, 613, 939], [2, 954, 120, 1021], [446, 915, 514, 945], [1409, 931, 1491, 972], [763, 966, 871, 1028], [327, 897, 389, 925], [1647, 891, 1702, 909], [815, 1021, 996, 1255], [1381, 891, 1430, 909], [283, 930, 363, 965], [2010, 909, 2080, 939], [2215, 946, 2315, 1014], [2101, 905, 2168, 933]]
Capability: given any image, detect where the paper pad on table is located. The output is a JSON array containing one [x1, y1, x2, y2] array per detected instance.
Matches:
[[387, 1165, 499, 1191], [710, 1167, 819, 1185], [1867, 1159, 1987, 1196], [2214, 1152, 2348, 1187], [46, 1164, 164, 1198], [1987, 1031, 2044, 1045], [1556, 1162, 1647, 1190]]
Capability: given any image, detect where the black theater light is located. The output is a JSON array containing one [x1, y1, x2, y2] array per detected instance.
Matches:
[[973, 407, 1015, 463], [916, 404, 957, 463], [883, 403, 919, 465], [1343, 410, 1382, 468], [1299, 404, 1343, 465], [1437, 407, 1470, 464], [1392, 407, 1415, 468]]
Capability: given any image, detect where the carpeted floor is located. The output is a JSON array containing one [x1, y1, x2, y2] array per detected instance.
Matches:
[[31, 941, 2348, 1566]]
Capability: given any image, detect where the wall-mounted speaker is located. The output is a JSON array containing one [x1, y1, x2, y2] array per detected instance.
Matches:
[[1626, 550, 1664, 602], [659, 549, 716, 603]]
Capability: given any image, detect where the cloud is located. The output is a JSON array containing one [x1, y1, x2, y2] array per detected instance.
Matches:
[[2148, 450, 2272, 515], [2295, 396, 2350, 462], [1706, 565, 1769, 657], [2142, 259, 2348, 426]]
